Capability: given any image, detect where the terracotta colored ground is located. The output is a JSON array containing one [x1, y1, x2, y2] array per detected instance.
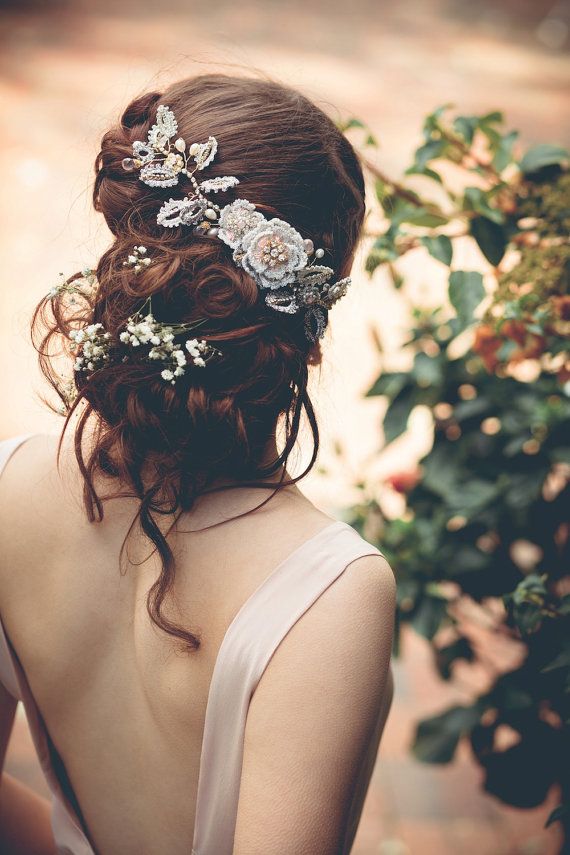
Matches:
[[1, 1, 568, 852]]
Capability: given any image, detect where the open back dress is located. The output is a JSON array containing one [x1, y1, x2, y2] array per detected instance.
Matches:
[[0, 433, 391, 855]]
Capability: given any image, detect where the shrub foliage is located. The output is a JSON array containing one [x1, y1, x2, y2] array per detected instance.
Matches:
[[341, 107, 570, 836]]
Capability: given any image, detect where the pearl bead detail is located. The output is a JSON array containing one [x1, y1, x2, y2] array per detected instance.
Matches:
[[315, 248, 325, 259], [174, 138, 186, 152]]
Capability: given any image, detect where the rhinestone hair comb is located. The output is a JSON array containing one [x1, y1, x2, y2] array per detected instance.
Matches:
[[122, 104, 352, 342]]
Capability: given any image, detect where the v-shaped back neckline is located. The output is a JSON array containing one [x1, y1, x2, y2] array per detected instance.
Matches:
[[0, 434, 353, 855]]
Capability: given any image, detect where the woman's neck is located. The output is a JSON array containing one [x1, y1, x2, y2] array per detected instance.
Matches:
[[61, 416, 303, 531]]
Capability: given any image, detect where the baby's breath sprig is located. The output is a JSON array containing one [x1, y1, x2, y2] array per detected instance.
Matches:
[[69, 323, 112, 373], [48, 268, 98, 302], [67, 298, 222, 386], [118, 299, 221, 385], [123, 245, 152, 273], [56, 377, 79, 415]]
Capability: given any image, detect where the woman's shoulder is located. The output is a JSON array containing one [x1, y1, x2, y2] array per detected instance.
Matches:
[[0, 430, 58, 468], [233, 518, 395, 854], [0, 432, 63, 502], [0, 432, 72, 564]]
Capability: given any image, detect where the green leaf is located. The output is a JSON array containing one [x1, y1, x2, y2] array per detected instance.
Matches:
[[505, 469, 549, 509], [541, 648, 570, 674], [383, 388, 415, 444], [342, 117, 365, 131], [463, 187, 505, 224], [552, 448, 570, 464], [413, 351, 443, 387], [470, 216, 507, 266], [519, 144, 569, 173], [366, 372, 408, 399], [492, 130, 518, 172], [420, 235, 453, 266], [388, 263, 404, 290], [364, 252, 383, 276], [446, 480, 499, 516], [505, 573, 548, 635], [408, 210, 449, 228], [452, 396, 490, 422], [365, 232, 399, 271], [412, 596, 448, 640], [453, 115, 479, 145], [365, 132, 378, 147], [413, 704, 482, 764], [423, 103, 453, 138], [497, 339, 519, 361], [390, 199, 448, 228], [414, 139, 447, 170], [405, 165, 443, 184], [374, 178, 390, 203], [448, 270, 485, 329], [480, 110, 504, 124]]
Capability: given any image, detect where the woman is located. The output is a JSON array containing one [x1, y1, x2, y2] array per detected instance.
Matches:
[[0, 74, 395, 855]]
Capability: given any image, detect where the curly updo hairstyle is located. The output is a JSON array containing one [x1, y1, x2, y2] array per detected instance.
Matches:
[[32, 73, 366, 652]]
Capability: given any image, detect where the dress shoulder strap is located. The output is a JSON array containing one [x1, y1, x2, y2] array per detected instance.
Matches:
[[192, 519, 384, 855], [0, 433, 36, 478], [0, 432, 38, 698]]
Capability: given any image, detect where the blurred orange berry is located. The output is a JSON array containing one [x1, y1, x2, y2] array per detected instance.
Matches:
[[501, 319, 527, 346], [552, 296, 570, 321], [473, 324, 502, 371], [386, 469, 422, 493]]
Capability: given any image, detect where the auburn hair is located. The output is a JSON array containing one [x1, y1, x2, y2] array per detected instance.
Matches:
[[31, 73, 367, 652]]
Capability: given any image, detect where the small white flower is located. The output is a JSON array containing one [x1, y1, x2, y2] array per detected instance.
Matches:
[[185, 339, 200, 356], [161, 369, 174, 381], [194, 357, 206, 368]]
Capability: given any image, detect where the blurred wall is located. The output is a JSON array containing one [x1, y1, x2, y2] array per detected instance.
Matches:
[[0, 0, 568, 508]]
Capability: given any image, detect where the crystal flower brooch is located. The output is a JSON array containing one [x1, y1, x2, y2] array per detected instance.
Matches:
[[122, 105, 352, 342]]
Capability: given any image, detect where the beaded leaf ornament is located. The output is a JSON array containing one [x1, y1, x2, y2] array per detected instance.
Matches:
[[122, 105, 352, 342]]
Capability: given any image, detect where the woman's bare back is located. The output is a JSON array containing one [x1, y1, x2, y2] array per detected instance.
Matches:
[[0, 433, 394, 854]]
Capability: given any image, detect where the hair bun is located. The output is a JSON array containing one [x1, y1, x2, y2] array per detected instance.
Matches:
[[33, 73, 366, 653]]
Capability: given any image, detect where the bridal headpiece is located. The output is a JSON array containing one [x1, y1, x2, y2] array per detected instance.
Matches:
[[121, 104, 352, 342]]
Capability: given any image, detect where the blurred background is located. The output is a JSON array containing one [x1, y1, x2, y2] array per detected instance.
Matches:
[[1, 1, 569, 853]]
